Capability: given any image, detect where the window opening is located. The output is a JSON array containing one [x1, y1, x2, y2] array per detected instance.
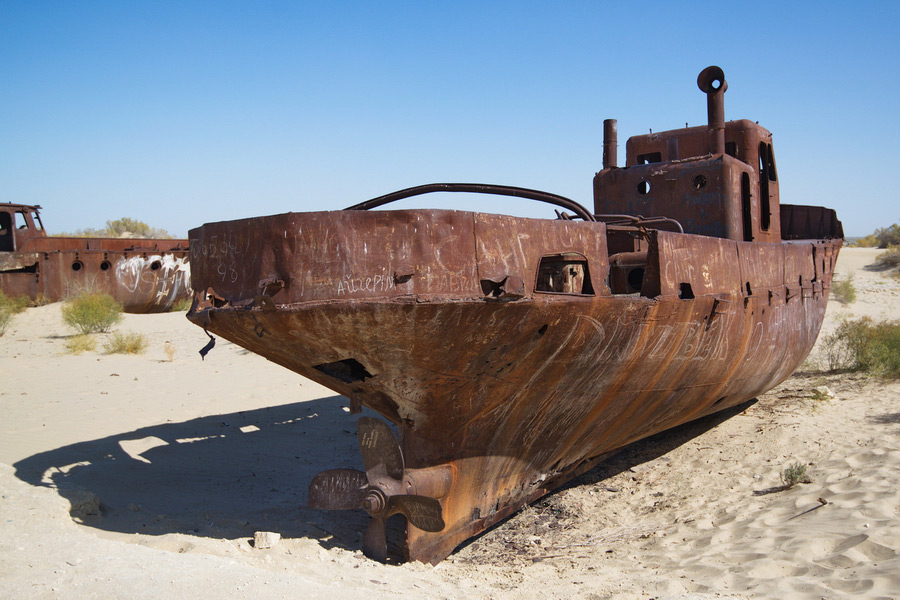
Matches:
[[0, 212, 13, 251], [741, 172, 753, 242], [535, 253, 594, 295], [636, 152, 662, 165]]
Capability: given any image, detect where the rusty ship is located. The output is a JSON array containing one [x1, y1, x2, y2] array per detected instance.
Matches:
[[0, 203, 190, 313], [185, 66, 843, 564]]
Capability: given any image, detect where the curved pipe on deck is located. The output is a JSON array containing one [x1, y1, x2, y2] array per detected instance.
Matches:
[[697, 66, 728, 156]]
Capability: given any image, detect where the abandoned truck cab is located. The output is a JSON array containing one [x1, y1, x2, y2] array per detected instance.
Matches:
[[186, 66, 843, 564]]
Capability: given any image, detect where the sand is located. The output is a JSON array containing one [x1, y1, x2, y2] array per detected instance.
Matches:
[[1, 247, 899, 599]]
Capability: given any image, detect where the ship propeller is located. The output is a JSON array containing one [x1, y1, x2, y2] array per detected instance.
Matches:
[[308, 416, 445, 561]]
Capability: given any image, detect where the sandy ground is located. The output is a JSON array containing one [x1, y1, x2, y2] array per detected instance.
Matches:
[[1, 247, 899, 599]]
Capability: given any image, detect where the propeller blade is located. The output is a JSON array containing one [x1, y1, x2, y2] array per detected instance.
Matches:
[[308, 469, 368, 510], [388, 495, 445, 532], [363, 516, 388, 562], [357, 417, 404, 481]]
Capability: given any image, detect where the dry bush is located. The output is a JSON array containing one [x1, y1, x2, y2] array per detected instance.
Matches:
[[0, 292, 30, 336], [103, 331, 148, 355], [873, 246, 900, 271], [64, 334, 98, 354]]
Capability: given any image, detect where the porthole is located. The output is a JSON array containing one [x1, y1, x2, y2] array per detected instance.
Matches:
[[692, 174, 708, 190], [637, 180, 651, 195], [72, 261, 83, 271]]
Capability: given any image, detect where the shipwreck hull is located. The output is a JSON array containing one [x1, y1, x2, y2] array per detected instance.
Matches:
[[0, 246, 191, 313], [1, 203, 191, 313], [187, 208, 840, 563]]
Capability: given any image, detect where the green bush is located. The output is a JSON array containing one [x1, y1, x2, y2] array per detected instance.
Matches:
[[103, 331, 147, 354], [61, 292, 123, 334], [831, 276, 856, 304], [822, 317, 900, 378], [0, 292, 30, 336], [781, 463, 812, 489], [874, 223, 900, 248]]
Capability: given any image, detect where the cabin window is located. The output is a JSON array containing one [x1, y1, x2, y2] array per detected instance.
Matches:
[[765, 143, 777, 182], [725, 141, 738, 158], [757, 143, 773, 231], [0, 212, 13, 251], [636, 152, 662, 165], [535, 253, 594, 295], [741, 172, 753, 242]]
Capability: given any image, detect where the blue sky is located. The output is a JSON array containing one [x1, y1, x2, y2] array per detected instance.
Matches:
[[2, 1, 898, 237]]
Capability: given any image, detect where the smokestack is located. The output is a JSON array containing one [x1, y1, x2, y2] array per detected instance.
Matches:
[[602, 119, 617, 168], [697, 66, 727, 156]]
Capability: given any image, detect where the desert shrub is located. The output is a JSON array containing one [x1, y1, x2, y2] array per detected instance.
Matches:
[[0, 292, 30, 314], [0, 292, 30, 336], [28, 293, 53, 307], [853, 234, 879, 248], [64, 334, 98, 354], [103, 331, 148, 354], [872, 246, 900, 271], [0, 307, 10, 336], [61, 292, 123, 334], [874, 223, 900, 248], [55, 217, 171, 239], [168, 297, 192, 312], [822, 317, 900, 377], [781, 462, 812, 488], [830, 276, 856, 304]]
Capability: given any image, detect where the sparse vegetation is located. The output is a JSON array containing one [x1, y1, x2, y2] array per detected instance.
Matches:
[[810, 386, 834, 402], [169, 297, 192, 312], [64, 334, 98, 354], [103, 331, 148, 354], [853, 222, 900, 248], [0, 307, 11, 336], [831, 276, 856, 304], [780, 462, 812, 489], [822, 317, 900, 378], [61, 292, 123, 334], [55, 217, 173, 239], [872, 246, 900, 272], [0, 292, 30, 336]]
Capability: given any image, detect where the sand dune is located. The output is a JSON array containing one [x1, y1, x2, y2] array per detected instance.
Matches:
[[2, 247, 899, 599]]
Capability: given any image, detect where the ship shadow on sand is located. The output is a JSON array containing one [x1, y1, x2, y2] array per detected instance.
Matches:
[[13, 395, 755, 559]]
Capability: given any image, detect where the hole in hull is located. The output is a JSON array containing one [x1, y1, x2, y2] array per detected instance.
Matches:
[[314, 358, 373, 383]]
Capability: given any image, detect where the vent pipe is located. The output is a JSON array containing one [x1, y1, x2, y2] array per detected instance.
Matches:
[[697, 66, 727, 156], [602, 119, 617, 168]]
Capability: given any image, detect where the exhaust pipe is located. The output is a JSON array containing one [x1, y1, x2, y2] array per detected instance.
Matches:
[[602, 119, 617, 168], [697, 66, 727, 156]]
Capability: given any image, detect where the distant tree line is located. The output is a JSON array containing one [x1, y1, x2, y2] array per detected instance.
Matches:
[[55, 217, 172, 239], [853, 222, 900, 248]]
